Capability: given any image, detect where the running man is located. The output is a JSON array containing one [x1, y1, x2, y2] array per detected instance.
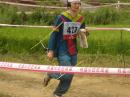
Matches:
[[43, 0, 89, 97]]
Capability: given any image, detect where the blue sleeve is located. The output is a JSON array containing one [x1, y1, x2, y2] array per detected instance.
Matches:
[[48, 15, 62, 50], [80, 21, 89, 36], [80, 22, 86, 29], [54, 15, 62, 26], [48, 32, 58, 50]]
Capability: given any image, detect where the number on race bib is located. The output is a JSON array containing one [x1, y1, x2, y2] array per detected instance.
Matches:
[[63, 22, 81, 39], [67, 27, 78, 34]]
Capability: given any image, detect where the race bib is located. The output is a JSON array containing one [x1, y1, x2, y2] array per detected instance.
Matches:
[[63, 22, 81, 40]]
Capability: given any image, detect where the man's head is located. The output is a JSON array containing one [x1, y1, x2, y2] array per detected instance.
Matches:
[[67, 0, 81, 13], [67, 0, 81, 7], [68, 0, 80, 2]]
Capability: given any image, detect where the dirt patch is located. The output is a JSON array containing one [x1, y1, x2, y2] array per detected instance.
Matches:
[[0, 69, 130, 97]]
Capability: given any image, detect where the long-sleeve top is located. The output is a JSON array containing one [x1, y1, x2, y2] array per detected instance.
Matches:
[[48, 11, 86, 57]]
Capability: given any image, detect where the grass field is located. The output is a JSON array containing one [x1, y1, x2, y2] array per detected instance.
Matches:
[[0, 26, 130, 56], [0, 1, 130, 97], [0, 26, 130, 68], [0, 26, 130, 97], [0, 27, 51, 54]]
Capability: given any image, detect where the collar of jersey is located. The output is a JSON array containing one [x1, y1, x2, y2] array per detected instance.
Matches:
[[61, 11, 82, 22]]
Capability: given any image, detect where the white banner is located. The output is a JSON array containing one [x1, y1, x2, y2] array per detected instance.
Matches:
[[0, 23, 130, 31], [1, 1, 130, 9], [0, 61, 130, 76]]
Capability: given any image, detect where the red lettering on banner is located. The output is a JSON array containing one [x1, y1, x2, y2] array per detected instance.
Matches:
[[80, 67, 108, 73], [18, 64, 40, 70], [105, 68, 108, 73], [118, 69, 121, 73], [127, 69, 130, 73], [80, 67, 84, 72], [1, 62, 130, 76], [96, 68, 100, 72], [47, 66, 51, 70], [0, 62, 13, 68], [50, 67, 53, 70], [92, 68, 95, 72], [101, 68, 104, 72], [118, 69, 125, 74], [123, 69, 126, 73], [47, 66, 72, 72], [118, 68, 130, 74]]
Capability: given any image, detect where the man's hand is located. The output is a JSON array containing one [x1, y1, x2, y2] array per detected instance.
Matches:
[[47, 50, 54, 61], [80, 28, 89, 36]]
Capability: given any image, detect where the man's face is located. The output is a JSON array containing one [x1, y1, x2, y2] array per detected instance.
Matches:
[[70, 1, 81, 12]]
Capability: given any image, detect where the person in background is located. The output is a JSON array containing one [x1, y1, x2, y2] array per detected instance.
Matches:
[[43, 0, 89, 97]]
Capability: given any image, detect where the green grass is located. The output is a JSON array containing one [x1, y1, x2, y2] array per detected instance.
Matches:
[[0, 27, 51, 54], [0, 26, 130, 56], [81, 30, 130, 55], [0, 26, 130, 67], [78, 27, 130, 56]]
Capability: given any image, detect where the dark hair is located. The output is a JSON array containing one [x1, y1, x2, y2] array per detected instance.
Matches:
[[67, 1, 81, 7], [67, 2, 71, 7]]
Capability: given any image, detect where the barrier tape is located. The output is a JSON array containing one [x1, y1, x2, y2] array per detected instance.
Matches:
[[0, 23, 130, 31], [83, 4, 116, 9], [87, 27, 130, 31], [0, 61, 130, 76], [0, 23, 53, 28], [0, 1, 67, 9], [2, 1, 130, 9]]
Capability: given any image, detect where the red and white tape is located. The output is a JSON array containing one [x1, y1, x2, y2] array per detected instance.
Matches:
[[0, 23, 130, 31], [1, 1, 130, 9], [0, 61, 130, 76], [0, 1, 67, 9]]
